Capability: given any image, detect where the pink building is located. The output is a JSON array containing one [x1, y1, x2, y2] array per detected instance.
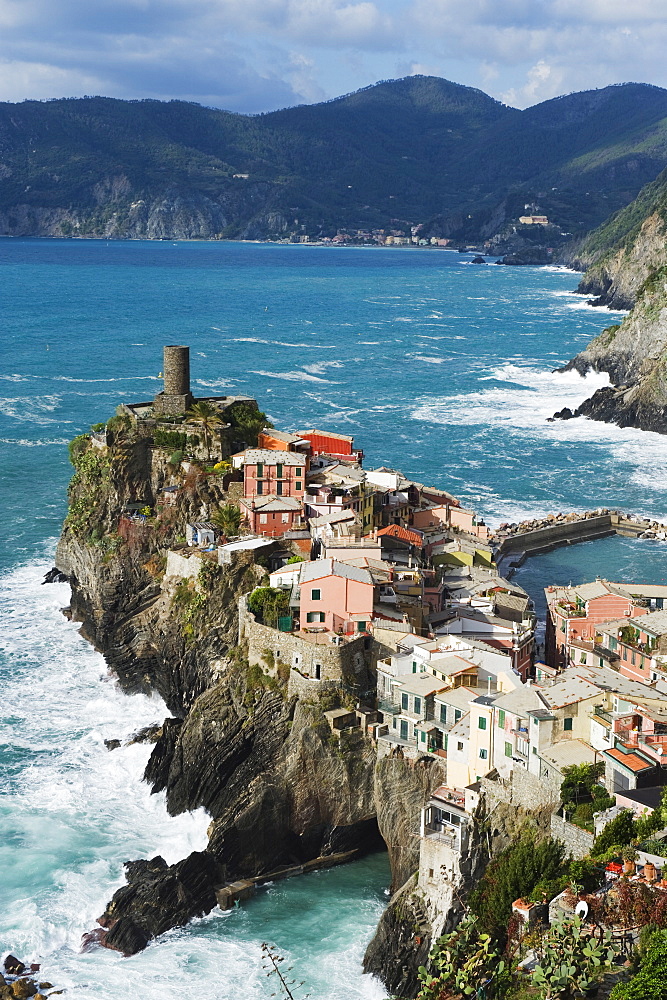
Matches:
[[546, 580, 648, 669], [241, 449, 307, 499], [240, 495, 304, 537], [412, 502, 489, 540], [299, 558, 374, 632]]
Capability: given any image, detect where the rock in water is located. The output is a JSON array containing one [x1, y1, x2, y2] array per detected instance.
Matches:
[[97, 851, 224, 954], [103, 739, 121, 751], [41, 567, 68, 585]]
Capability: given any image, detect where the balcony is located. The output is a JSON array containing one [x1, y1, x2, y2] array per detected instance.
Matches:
[[592, 706, 614, 726]]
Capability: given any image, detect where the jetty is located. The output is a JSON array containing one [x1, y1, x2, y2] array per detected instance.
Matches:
[[493, 509, 667, 577]]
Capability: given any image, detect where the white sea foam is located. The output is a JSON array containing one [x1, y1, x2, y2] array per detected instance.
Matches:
[[0, 554, 385, 1000], [250, 370, 336, 383], [303, 361, 344, 375], [0, 395, 64, 425], [412, 355, 445, 364], [0, 437, 70, 446], [0, 555, 209, 969], [412, 364, 667, 515], [565, 300, 628, 314]]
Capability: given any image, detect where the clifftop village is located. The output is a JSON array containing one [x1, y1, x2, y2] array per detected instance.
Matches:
[[103, 347, 667, 942]]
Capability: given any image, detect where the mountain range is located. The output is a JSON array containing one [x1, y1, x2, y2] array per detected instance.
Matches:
[[5, 76, 667, 240]]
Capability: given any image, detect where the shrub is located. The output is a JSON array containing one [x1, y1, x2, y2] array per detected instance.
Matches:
[[468, 835, 568, 944], [593, 810, 636, 856], [610, 929, 667, 1000]]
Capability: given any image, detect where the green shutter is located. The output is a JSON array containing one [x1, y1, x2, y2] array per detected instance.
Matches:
[[478, 716, 487, 730], [498, 709, 505, 728], [504, 742, 512, 758]]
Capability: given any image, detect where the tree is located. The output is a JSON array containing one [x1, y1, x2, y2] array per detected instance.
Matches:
[[468, 836, 568, 944], [561, 762, 605, 807], [247, 587, 291, 627], [227, 401, 271, 448], [211, 503, 241, 537], [592, 810, 636, 857], [185, 401, 224, 461]]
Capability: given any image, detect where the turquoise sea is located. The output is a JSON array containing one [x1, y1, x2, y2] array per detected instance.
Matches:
[[2, 238, 667, 998]]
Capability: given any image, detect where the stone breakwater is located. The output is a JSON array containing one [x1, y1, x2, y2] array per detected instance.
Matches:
[[492, 509, 667, 574]]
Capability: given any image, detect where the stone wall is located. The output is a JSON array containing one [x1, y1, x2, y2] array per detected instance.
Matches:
[[550, 814, 595, 859], [239, 597, 370, 686], [287, 668, 343, 701], [166, 549, 203, 580], [495, 514, 615, 560], [480, 766, 561, 813]]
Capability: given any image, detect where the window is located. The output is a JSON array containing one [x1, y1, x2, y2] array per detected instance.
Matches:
[[260, 514, 267, 524], [256, 462, 264, 476], [277, 481, 283, 496], [498, 709, 505, 728], [420, 731, 426, 743], [439, 704, 447, 724], [414, 696, 422, 715], [257, 481, 264, 495], [282, 513, 289, 523], [564, 717, 573, 731], [504, 741, 512, 758], [311, 589, 321, 601], [479, 748, 488, 760], [429, 868, 434, 879], [478, 717, 487, 730], [401, 693, 409, 711], [517, 738, 529, 756], [580, 652, 587, 663], [457, 741, 464, 752], [276, 463, 283, 477], [307, 612, 325, 623], [609, 636, 618, 651], [357, 621, 366, 632], [631, 650, 636, 665], [412, 660, 417, 673], [454, 709, 462, 723]]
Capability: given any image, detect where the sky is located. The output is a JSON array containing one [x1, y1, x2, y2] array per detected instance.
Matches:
[[2, 0, 667, 114]]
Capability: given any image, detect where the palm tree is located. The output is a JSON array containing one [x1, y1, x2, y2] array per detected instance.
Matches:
[[185, 401, 224, 461], [211, 503, 242, 538]]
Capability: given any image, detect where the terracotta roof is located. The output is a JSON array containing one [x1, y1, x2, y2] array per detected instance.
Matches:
[[377, 525, 423, 546], [605, 747, 655, 773]]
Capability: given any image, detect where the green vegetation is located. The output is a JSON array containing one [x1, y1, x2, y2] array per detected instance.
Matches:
[[469, 836, 568, 944], [531, 915, 618, 999], [592, 810, 637, 856], [227, 402, 271, 447], [65, 440, 111, 535], [152, 428, 199, 451], [172, 579, 207, 639], [247, 587, 291, 627], [185, 401, 224, 461], [611, 929, 667, 1000], [210, 503, 242, 537], [4, 80, 667, 243], [286, 555, 305, 564], [561, 763, 613, 830], [417, 915, 506, 999]]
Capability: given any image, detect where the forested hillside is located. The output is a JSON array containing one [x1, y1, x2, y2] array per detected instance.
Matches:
[[3, 76, 667, 240]]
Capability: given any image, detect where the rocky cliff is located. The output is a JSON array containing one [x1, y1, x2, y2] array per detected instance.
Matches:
[[54, 417, 443, 984], [559, 264, 667, 432]]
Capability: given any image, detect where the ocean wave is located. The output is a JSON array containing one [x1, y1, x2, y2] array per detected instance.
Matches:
[[302, 361, 344, 375], [565, 301, 628, 314], [0, 395, 64, 424], [412, 355, 445, 364], [250, 369, 336, 383], [0, 437, 70, 447]]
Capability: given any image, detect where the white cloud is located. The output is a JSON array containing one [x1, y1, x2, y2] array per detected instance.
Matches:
[[3, 0, 667, 112]]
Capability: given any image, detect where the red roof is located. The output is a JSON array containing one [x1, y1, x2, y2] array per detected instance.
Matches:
[[377, 525, 423, 547], [605, 747, 654, 773]]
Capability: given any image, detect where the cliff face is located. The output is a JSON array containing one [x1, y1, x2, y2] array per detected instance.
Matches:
[[573, 212, 667, 310], [560, 265, 667, 432], [54, 421, 441, 977]]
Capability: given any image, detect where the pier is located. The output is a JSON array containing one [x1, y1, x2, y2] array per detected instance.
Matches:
[[493, 510, 666, 577]]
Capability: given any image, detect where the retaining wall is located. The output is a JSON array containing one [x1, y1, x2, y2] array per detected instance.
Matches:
[[550, 814, 595, 859]]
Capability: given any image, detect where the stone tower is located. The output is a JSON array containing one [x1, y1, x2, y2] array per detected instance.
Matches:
[[154, 345, 193, 416]]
